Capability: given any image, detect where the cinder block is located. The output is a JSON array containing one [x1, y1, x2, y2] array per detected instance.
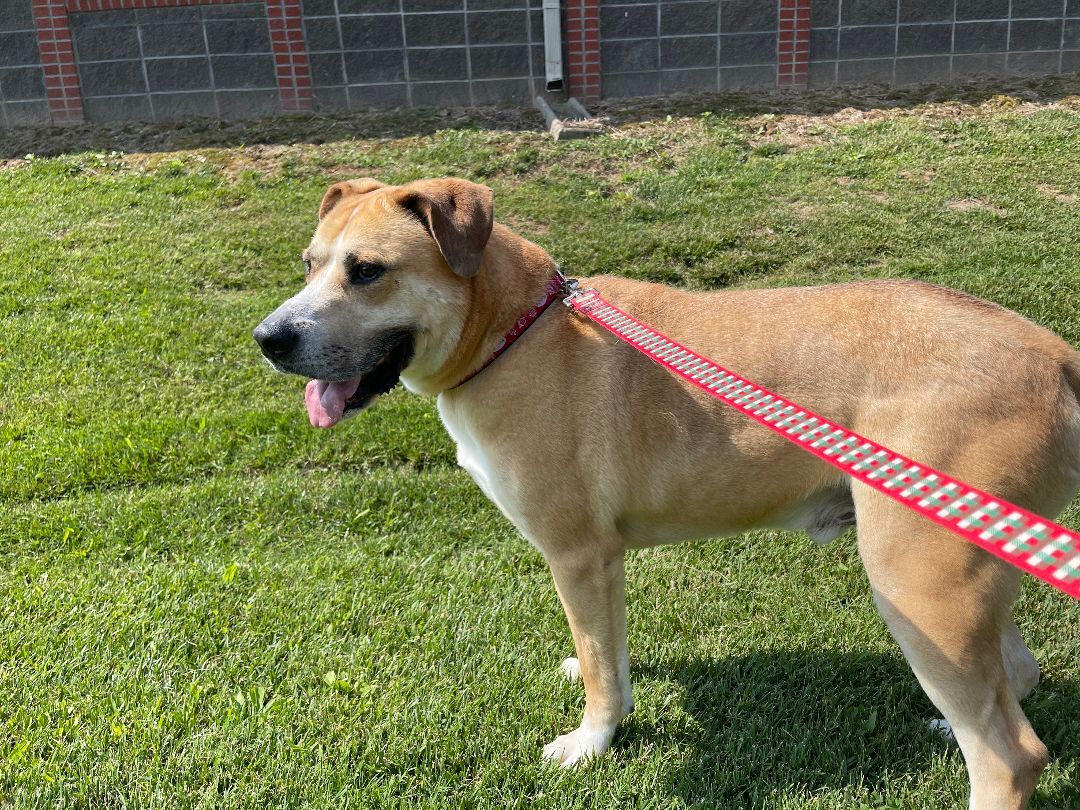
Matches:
[[406, 47, 467, 80], [602, 38, 659, 72], [468, 10, 528, 44], [893, 54, 950, 84], [206, 19, 271, 54], [660, 36, 717, 69], [661, 2, 716, 36], [151, 91, 217, 121], [0, 66, 45, 101], [897, 23, 953, 56], [146, 57, 213, 93], [721, 0, 778, 33], [404, 12, 466, 46], [344, 49, 406, 84], [470, 44, 530, 78], [718, 32, 775, 65], [601, 5, 655, 39], [214, 88, 279, 117], [471, 76, 530, 102], [79, 61, 147, 97], [84, 94, 152, 122], [954, 21, 1009, 54], [211, 54, 277, 89], [347, 82, 408, 107], [341, 14, 405, 50], [659, 66, 718, 93], [0, 31, 40, 66], [140, 23, 207, 58], [410, 80, 471, 106]]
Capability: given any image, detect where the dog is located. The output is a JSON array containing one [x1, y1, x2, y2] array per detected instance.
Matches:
[[254, 177, 1080, 809]]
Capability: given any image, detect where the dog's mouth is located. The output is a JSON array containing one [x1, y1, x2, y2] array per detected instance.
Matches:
[[304, 333, 414, 429]]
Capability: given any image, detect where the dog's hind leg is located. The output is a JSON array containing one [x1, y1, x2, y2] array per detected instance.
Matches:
[[541, 537, 634, 767], [855, 487, 1048, 810]]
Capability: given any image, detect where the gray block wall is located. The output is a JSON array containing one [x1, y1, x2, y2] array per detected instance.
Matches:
[[599, 0, 780, 97], [1, 0, 1079, 127], [0, 0, 48, 127], [69, 4, 280, 123], [301, 0, 548, 111], [809, 0, 1080, 87]]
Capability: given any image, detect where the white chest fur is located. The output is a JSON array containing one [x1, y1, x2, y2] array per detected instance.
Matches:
[[436, 395, 518, 522]]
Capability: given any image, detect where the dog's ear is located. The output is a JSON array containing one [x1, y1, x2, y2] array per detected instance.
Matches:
[[318, 178, 386, 220], [392, 179, 494, 278]]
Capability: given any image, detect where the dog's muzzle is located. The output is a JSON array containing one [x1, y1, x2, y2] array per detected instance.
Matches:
[[253, 320, 300, 363]]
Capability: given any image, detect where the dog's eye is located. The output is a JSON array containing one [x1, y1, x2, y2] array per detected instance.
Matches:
[[303, 257, 312, 276], [349, 260, 386, 285]]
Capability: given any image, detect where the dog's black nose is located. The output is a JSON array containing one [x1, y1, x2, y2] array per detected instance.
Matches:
[[254, 322, 299, 361]]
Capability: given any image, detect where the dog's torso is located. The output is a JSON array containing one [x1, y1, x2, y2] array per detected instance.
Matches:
[[438, 275, 1080, 556]]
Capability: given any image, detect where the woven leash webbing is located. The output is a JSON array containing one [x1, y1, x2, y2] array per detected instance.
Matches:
[[564, 288, 1080, 601]]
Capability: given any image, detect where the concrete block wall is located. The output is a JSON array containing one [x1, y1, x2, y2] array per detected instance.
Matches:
[[598, 0, 782, 96], [300, 0, 548, 110], [68, 4, 281, 122], [0, 0, 49, 126], [2, 0, 1079, 127], [808, 0, 1080, 87]]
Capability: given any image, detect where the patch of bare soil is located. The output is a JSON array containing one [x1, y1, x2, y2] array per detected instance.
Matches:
[[2, 75, 1077, 173], [1036, 183, 1078, 203], [899, 167, 936, 183], [502, 213, 551, 235], [946, 198, 1007, 215], [598, 75, 1080, 149], [0, 105, 545, 160]]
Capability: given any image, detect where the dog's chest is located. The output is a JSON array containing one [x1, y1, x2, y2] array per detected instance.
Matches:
[[436, 396, 520, 520]]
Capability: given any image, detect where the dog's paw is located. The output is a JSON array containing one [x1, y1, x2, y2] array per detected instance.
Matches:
[[541, 724, 613, 767], [928, 718, 956, 742], [560, 657, 581, 682]]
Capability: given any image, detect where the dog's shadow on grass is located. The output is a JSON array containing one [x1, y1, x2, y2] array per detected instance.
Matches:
[[622, 650, 1079, 806]]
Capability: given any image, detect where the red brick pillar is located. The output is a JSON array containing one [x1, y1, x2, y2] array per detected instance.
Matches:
[[265, 0, 313, 112], [777, 0, 810, 88], [31, 0, 84, 124], [564, 0, 600, 102]]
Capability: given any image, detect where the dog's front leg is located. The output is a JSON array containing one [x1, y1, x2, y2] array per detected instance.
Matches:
[[542, 545, 634, 766]]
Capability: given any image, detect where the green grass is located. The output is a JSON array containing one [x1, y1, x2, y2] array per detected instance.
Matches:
[[2, 81, 1079, 808]]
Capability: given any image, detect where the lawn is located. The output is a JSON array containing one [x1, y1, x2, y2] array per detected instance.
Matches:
[[1, 77, 1079, 809]]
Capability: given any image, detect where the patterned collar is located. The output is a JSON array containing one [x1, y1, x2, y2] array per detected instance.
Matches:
[[450, 271, 566, 389]]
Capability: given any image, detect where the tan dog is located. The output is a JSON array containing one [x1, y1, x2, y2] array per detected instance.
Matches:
[[254, 177, 1080, 809]]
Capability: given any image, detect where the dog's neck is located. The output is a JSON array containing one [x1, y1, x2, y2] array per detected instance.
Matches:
[[427, 223, 560, 393]]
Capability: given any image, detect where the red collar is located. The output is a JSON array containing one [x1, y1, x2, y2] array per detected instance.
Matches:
[[450, 271, 565, 389]]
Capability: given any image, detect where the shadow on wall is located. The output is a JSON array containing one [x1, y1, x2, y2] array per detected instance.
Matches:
[[625, 649, 1079, 806], [1, 74, 1077, 160]]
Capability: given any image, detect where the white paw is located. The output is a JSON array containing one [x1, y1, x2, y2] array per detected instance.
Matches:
[[560, 657, 581, 682], [541, 723, 614, 767], [928, 718, 956, 742]]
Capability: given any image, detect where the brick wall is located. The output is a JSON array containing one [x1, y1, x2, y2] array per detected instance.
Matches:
[[2, 0, 1079, 127]]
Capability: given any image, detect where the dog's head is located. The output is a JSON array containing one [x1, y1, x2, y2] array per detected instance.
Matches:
[[253, 177, 493, 427]]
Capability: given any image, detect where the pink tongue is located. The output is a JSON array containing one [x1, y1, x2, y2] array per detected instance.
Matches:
[[304, 378, 361, 428]]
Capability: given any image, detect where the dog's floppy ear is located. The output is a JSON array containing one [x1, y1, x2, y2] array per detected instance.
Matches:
[[392, 179, 494, 278], [318, 178, 386, 220]]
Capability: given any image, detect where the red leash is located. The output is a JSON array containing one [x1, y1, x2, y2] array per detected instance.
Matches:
[[563, 284, 1080, 601]]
